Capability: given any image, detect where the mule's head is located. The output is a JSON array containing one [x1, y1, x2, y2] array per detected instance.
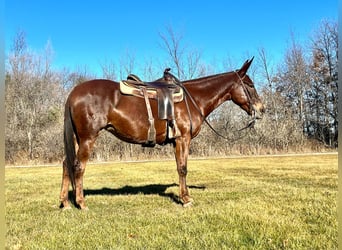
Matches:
[[231, 57, 265, 119]]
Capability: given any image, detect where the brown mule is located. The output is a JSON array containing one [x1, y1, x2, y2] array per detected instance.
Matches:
[[59, 58, 264, 209]]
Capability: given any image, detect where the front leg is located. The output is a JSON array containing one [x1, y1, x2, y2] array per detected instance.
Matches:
[[174, 136, 193, 206]]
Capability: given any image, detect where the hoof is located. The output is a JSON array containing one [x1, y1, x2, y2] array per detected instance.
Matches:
[[76, 205, 89, 210], [77, 203, 89, 210], [62, 206, 72, 211], [60, 201, 71, 210], [81, 206, 89, 211], [183, 201, 193, 208], [76, 200, 88, 210], [182, 197, 194, 208]]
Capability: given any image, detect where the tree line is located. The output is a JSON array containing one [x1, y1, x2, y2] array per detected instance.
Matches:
[[5, 20, 337, 164]]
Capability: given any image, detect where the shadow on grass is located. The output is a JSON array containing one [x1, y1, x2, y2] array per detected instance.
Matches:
[[80, 183, 206, 205]]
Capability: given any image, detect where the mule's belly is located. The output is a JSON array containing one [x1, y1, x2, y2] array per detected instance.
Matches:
[[108, 96, 169, 145]]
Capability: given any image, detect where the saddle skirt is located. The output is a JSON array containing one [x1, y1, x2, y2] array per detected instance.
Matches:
[[120, 80, 183, 102]]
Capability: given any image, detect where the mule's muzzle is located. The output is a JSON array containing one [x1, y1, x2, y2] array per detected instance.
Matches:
[[253, 102, 265, 119]]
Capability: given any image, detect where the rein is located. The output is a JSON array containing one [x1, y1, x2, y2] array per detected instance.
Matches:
[[176, 73, 256, 140]]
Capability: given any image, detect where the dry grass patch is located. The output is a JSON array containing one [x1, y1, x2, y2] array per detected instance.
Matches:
[[6, 153, 337, 249]]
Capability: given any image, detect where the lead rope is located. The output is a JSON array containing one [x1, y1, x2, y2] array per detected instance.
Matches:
[[183, 94, 193, 136], [176, 77, 254, 141]]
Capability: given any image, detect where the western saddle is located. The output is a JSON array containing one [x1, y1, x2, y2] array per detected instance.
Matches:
[[120, 68, 184, 146]]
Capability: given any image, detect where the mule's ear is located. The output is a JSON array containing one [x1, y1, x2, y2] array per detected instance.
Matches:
[[237, 57, 254, 77]]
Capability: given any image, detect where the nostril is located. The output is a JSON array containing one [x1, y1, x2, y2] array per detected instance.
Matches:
[[259, 104, 266, 113]]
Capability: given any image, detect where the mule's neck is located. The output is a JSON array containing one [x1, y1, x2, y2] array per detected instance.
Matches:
[[183, 72, 236, 117]]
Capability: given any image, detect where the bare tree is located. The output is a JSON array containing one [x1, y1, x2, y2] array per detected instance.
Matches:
[[159, 25, 202, 80], [275, 34, 310, 126], [140, 57, 160, 81], [159, 26, 184, 78], [6, 31, 65, 162], [100, 59, 117, 80], [258, 48, 274, 89], [307, 20, 338, 147], [118, 49, 136, 79]]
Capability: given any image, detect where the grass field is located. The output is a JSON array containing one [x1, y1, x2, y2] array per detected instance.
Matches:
[[6, 153, 337, 249]]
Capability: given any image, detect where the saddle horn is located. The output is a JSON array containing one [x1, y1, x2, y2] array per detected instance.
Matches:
[[163, 68, 180, 84]]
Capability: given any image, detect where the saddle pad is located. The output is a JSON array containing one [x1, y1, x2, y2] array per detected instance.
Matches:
[[119, 80, 184, 102]]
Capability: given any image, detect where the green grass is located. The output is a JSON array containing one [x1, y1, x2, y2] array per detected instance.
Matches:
[[6, 154, 337, 249]]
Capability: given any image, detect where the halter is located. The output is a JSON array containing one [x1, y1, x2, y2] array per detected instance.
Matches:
[[234, 71, 257, 131]]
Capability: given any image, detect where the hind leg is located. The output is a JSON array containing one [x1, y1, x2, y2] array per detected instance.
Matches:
[[60, 134, 78, 210], [74, 138, 96, 209], [59, 160, 71, 209]]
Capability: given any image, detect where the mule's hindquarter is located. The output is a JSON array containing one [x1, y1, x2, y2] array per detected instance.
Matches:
[[60, 79, 194, 209]]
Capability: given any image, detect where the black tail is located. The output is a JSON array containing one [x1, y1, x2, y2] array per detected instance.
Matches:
[[64, 102, 76, 191]]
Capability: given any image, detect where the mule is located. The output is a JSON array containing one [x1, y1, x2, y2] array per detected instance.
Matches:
[[59, 57, 264, 209]]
